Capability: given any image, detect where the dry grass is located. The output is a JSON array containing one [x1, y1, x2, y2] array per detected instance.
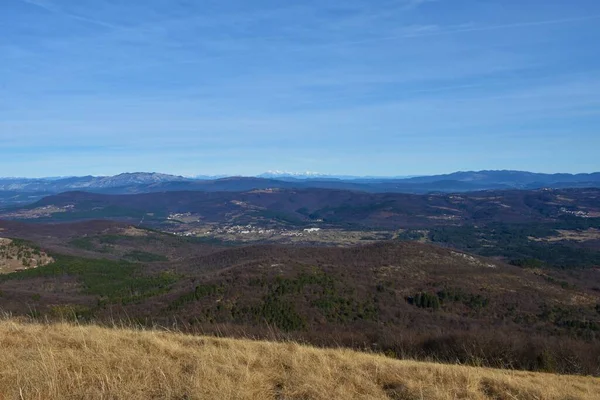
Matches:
[[0, 320, 598, 400]]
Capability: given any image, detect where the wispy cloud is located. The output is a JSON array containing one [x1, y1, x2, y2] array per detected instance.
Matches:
[[324, 13, 600, 46], [402, 0, 439, 10], [424, 14, 600, 36], [16, 0, 120, 29]]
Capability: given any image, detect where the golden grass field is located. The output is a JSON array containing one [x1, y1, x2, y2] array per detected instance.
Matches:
[[0, 320, 598, 400]]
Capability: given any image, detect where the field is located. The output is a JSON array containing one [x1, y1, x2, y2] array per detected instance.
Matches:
[[1, 319, 599, 400]]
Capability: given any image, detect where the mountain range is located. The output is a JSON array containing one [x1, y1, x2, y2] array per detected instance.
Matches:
[[1, 170, 599, 207], [256, 171, 416, 180]]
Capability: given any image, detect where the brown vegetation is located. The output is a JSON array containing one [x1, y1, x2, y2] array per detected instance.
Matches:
[[5, 187, 600, 229], [1, 319, 599, 400], [0, 234, 599, 375]]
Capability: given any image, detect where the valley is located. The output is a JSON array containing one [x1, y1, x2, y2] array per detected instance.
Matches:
[[2, 187, 599, 268], [0, 182, 599, 379], [0, 214, 599, 375]]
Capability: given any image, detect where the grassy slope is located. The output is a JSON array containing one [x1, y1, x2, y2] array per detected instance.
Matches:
[[0, 320, 598, 400]]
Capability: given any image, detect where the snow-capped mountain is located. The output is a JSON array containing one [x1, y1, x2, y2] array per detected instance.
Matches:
[[257, 171, 417, 180], [193, 174, 229, 180], [258, 171, 337, 179]]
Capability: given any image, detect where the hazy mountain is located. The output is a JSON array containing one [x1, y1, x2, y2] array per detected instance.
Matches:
[[0, 173, 189, 192], [404, 170, 600, 186], [192, 174, 229, 180], [258, 170, 333, 179], [257, 171, 416, 180], [1, 170, 599, 208]]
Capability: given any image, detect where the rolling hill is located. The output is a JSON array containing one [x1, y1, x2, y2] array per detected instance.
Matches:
[[3, 187, 599, 271], [0, 222, 598, 375], [4, 187, 600, 229]]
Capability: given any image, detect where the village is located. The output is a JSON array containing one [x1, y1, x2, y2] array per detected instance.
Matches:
[[560, 207, 591, 218], [165, 221, 398, 245], [172, 224, 322, 239]]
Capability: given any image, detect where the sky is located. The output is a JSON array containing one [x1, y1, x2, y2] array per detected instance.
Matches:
[[1, 0, 600, 177]]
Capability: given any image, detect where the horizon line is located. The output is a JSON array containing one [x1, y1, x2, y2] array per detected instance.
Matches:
[[2, 169, 600, 180]]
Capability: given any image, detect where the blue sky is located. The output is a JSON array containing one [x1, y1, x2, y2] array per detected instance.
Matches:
[[2, 0, 600, 177]]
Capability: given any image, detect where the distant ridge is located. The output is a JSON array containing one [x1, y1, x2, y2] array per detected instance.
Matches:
[[3, 169, 598, 182], [1, 170, 599, 207], [0, 172, 189, 191], [257, 171, 417, 180], [402, 170, 600, 185]]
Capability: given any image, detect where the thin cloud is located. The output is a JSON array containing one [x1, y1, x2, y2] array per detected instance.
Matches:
[[16, 0, 120, 29], [426, 14, 600, 36], [334, 13, 600, 46], [402, 0, 439, 10]]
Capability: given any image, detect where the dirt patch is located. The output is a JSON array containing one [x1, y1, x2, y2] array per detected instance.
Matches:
[[530, 229, 600, 243], [0, 205, 73, 220], [430, 206, 462, 213], [121, 227, 149, 237], [451, 251, 497, 268], [556, 195, 575, 202], [0, 238, 54, 274]]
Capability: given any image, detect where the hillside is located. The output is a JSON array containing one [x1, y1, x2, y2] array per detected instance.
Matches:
[[0, 238, 53, 274], [4, 188, 599, 229], [1, 320, 598, 400], [5, 188, 596, 270], [0, 225, 598, 375]]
